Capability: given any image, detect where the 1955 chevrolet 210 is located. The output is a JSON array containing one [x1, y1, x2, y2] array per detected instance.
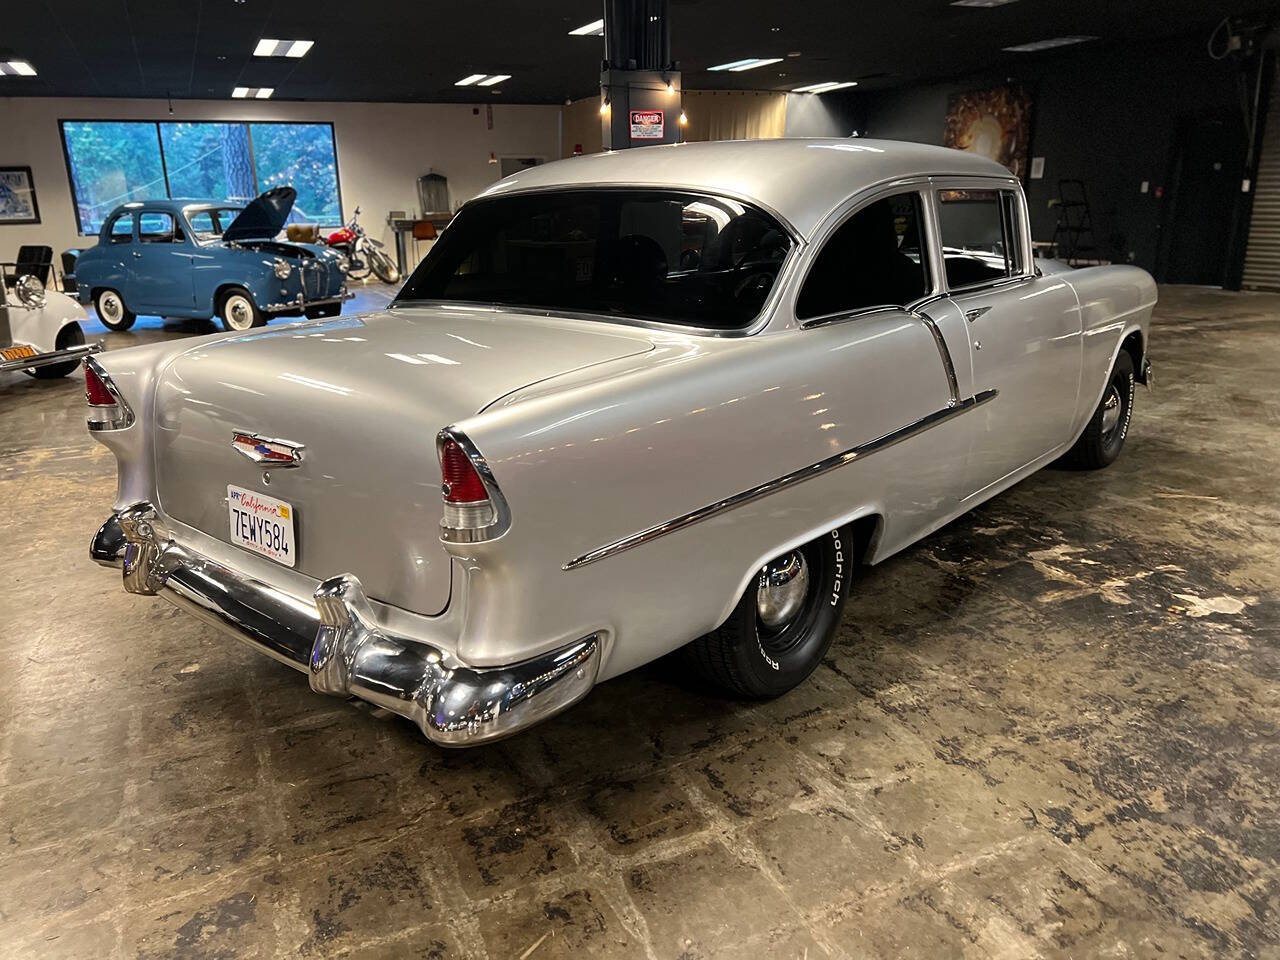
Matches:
[[88, 139, 1155, 746]]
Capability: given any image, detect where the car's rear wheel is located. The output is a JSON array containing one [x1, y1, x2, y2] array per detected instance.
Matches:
[[687, 527, 852, 697], [218, 287, 265, 332], [94, 289, 135, 332], [28, 323, 86, 380], [1063, 350, 1135, 469]]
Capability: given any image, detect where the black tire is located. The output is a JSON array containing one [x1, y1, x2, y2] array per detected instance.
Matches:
[[368, 248, 400, 284], [687, 527, 853, 698], [94, 288, 136, 331], [217, 287, 266, 332], [1064, 351, 1135, 469], [28, 323, 86, 379]]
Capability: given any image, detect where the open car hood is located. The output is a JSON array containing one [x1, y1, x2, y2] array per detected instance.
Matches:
[[221, 186, 296, 241]]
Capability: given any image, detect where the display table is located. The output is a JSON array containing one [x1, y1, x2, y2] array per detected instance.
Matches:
[[388, 214, 453, 276]]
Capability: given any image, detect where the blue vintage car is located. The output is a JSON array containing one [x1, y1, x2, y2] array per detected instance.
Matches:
[[75, 187, 351, 332]]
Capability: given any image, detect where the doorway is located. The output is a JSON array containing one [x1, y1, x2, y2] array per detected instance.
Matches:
[[1158, 117, 1247, 285]]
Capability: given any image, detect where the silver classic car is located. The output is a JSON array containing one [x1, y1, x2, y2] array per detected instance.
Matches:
[[88, 139, 1155, 746]]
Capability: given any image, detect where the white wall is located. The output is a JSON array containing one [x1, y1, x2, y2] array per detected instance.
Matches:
[[0, 96, 562, 264]]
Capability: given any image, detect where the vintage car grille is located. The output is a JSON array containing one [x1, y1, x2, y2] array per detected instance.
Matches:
[[302, 260, 328, 300]]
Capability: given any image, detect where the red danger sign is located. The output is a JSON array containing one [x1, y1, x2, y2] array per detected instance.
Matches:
[[630, 109, 664, 140]]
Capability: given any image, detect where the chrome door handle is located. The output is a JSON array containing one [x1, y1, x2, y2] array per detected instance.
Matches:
[[965, 306, 992, 323]]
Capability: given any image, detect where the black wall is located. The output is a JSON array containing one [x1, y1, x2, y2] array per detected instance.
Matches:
[[858, 37, 1254, 281]]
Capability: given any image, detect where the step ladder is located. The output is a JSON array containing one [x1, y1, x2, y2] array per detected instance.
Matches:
[[1050, 179, 1098, 266]]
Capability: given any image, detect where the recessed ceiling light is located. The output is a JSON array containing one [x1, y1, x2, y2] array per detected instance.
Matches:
[[254, 39, 314, 58], [709, 57, 784, 72], [792, 80, 858, 93], [232, 86, 273, 98], [455, 74, 486, 86], [477, 74, 511, 86], [951, 0, 1019, 6], [0, 61, 37, 76], [1003, 35, 1097, 52], [569, 18, 604, 36]]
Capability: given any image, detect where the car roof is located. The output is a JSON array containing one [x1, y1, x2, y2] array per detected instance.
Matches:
[[476, 138, 1014, 240], [111, 198, 243, 216]]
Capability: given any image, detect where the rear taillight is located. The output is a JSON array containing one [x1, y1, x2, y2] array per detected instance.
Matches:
[[437, 430, 509, 544], [85, 359, 134, 431]]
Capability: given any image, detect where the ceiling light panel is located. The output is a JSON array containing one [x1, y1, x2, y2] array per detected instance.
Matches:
[[232, 86, 274, 98], [0, 61, 37, 76], [569, 19, 605, 36], [455, 74, 486, 86], [1003, 36, 1097, 52], [254, 39, 314, 58], [709, 57, 783, 72], [477, 74, 511, 86], [793, 81, 858, 93]]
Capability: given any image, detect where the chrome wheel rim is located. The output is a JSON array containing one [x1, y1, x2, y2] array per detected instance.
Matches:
[[1100, 385, 1122, 440], [757, 551, 809, 631], [224, 295, 254, 330], [99, 292, 122, 324]]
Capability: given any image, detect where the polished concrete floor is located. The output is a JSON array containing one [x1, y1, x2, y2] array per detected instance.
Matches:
[[1, 284, 1277, 959]]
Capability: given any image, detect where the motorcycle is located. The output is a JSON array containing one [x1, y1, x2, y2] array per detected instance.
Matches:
[[325, 207, 400, 284]]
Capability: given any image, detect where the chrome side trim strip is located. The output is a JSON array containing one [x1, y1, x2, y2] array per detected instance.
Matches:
[[563, 389, 998, 571], [914, 306, 960, 406]]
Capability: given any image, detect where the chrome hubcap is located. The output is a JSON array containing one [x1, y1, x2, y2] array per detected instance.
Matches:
[[100, 293, 121, 322], [226, 296, 253, 330], [756, 551, 809, 630], [1101, 386, 1122, 438]]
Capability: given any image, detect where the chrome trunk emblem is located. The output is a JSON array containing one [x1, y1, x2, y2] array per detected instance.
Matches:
[[231, 431, 304, 467]]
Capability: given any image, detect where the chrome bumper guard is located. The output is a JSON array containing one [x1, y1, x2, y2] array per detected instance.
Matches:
[[264, 291, 356, 314], [0, 341, 101, 373], [91, 504, 600, 746]]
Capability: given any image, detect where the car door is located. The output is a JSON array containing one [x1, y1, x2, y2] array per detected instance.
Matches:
[[933, 183, 1083, 497], [128, 210, 195, 313], [793, 185, 979, 535], [94, 211, 136, 292]]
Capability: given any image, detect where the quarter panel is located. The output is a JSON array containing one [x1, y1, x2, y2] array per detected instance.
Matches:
[[448, 314, 968, 673]]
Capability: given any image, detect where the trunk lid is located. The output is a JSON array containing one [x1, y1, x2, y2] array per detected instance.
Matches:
[[152, 305, 654, 615]]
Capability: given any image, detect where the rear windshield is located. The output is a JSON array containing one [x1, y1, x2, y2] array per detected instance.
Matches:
[[395, 189, 793, 330]]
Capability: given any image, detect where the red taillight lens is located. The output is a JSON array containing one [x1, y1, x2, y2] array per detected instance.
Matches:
[[440, 438, 488, 503], [85, 365, 115, 406]]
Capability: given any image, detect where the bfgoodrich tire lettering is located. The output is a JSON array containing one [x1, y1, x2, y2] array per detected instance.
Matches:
[[1063, 350, 1135, 470], [687, 527, 853, 698]]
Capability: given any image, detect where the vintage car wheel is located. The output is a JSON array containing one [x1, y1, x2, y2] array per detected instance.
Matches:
[[218, 288, 266, 332], [687, 527, 852, 698], [28, 323, 87, 380], [1064, 351, 1135, 469], [94, 289, 136, 332]]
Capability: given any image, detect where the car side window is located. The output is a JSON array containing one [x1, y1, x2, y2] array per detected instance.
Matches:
[[106, 213, 135, 244], [938, 189, 1024, 289], [139, 212, 181, 243], [796, 192, 930, 321], [188, 211, 215, 236]]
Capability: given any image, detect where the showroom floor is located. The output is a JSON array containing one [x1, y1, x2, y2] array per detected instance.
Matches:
[[1, 284, 1276, 959]]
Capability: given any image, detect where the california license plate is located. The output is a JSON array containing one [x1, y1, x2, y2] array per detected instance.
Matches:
[[227, 484, 296, 567], [0, 344, 37, 363]]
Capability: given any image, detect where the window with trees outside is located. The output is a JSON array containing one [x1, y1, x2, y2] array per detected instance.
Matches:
[[60, 120, 342, 236]]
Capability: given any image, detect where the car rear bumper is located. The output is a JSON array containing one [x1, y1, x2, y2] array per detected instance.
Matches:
[[90, 503, 600, 746], [0, 341, 101, 373]]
